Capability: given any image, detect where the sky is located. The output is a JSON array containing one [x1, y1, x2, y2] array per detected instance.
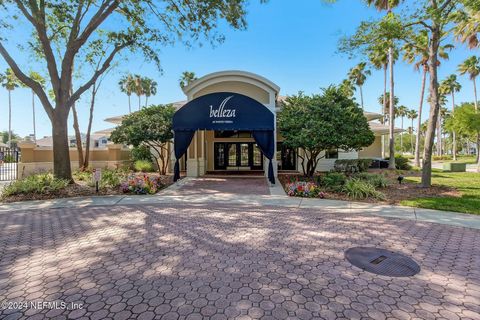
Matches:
[[0, 0, 478, 140]]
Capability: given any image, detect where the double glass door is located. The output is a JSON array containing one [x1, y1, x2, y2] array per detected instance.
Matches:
[[214, 142, 263, 170]]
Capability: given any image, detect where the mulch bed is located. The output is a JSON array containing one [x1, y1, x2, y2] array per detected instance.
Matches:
[[279, 169, 461, 204], [1, 174, 174, 203]]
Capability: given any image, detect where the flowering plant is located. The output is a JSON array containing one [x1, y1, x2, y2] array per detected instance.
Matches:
[[286, 180, 324, 198], [120, 174, 163, 194]]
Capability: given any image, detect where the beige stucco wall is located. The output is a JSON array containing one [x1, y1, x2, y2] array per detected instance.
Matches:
[[358, 136, 382, 159], [192, 81, 270, 104], [17, 142, 131, 177]]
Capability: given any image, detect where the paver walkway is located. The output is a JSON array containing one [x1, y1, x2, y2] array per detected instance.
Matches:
[[175, 177, 270, 196], [1, 203, 479, 320]]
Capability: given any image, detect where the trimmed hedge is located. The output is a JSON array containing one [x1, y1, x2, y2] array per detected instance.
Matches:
[[333, 159, 372, 173], [386, 155, 412, 170]]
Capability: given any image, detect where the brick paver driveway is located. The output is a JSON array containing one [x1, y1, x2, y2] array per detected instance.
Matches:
[[176, 177, 270, 196], [1, 204, 479, 320]]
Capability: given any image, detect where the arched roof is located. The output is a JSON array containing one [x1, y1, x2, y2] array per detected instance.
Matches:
[[182, 70, 280, 98]]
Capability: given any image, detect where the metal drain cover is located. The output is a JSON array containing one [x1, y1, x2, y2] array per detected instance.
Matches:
[[345, 247, 420, 277]]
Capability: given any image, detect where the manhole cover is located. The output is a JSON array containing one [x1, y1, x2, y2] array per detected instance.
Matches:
[[345, 247, 420, 277]]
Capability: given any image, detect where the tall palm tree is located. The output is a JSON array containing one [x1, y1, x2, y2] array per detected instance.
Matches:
[[440, 74, 462, 160], [119, 74, 135, 113], [348, 62, 370, 109], [133, 74, 144, 111], [142, 78, 158, 108], [179, 71, 197, 89], [407, 109, 418, 154], [339, 79, 356, 98], [403, 30, 452, 166], [0, 68, 19, 147], [377, 92, 398, 123], [435, 95, 448, 156], [19, 71, 45, 143], [396, 105, 408, 153], [365, 0, 402, 169], [458, 56, 480, 167]]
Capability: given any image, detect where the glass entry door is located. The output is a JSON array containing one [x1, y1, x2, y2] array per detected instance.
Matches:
[[214, 142, 263, 170]]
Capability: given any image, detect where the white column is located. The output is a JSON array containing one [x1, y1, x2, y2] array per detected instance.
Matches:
[[187, 131, 199, 177]]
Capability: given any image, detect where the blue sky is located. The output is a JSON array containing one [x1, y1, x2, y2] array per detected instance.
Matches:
[[0, 0, 477, 139]]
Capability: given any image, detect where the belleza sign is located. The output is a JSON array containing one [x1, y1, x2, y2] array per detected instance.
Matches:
[[209, 96, 236, 124]]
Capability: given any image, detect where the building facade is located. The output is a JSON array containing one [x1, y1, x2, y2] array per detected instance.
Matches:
[[104, 70, 399, 181]]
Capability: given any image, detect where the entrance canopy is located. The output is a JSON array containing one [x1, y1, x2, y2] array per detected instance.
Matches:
[[173, 92, 275, 184]]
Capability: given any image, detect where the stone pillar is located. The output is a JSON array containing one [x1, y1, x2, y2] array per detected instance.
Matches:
[[187, 131, 199, 177], [198, 130, 207, 176]]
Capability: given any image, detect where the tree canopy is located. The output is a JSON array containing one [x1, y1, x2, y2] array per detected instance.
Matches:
[[445, 103, 480, 140], [278, 87, 375, 176], [110, 105, 175, 175]]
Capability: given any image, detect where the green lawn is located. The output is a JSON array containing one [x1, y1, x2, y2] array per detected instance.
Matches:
[[400, 170, 480, 215], [436, 155, 477, 164]]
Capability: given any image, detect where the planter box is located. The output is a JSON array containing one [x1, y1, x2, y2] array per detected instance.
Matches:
[[443, 162, 466, 172]]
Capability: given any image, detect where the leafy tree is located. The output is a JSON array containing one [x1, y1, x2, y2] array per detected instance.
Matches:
[[278, 87, 375, 177], [1, 130, 19, 144], [179, 71, 198, 89], [119, 74, 135, 114], [0, 68, 19, 147], [440, 74, 462, 160], [110, 105, 175, 175], [458, 55, 480, 168], [0, 0, 256, 180], [347, 62, 371, 109], [444, 103, 480, 154]]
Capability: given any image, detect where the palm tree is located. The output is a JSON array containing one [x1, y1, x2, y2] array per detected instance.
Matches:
[[403, 30, 452, 166], [435, 94, 448, 156], [0, 68, 19, 147], [133, 74, 144, 111], [142, 78, 157, 108], [407, 109, 418, 154], [348, 62, 370, 109], [377, 92, 398, 123], [454, 6, 480, 49], [396, 105, 408, 153], [365, 0, 402, 169], [119, 74, 135, 113], [440, 74, 462, 160], [339, 79, 356, 98], [458, 56, 480, 167], [19, 71, 45, 143], [179, 71, 197, 89]]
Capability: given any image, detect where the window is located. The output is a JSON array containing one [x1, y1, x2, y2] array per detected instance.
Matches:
[[101, 139, 108, 144], [214, 130, 252, 138], [325, 148, 338, 159]]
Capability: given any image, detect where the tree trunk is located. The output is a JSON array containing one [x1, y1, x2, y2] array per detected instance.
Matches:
[[84, 84, 97, 169], [437, 113, 442, 156], [421, 28, 441, 188], [8, 90, 12, 147], [411, 119, 414, 154], [52, 111, 73, 181], [32, 90, 37, 143], [452, 92, 456, 161], [360, 85, 364, 110], [71, 103, 84, 170], [415, 67, 427, 167], [400, 116, 404, 153], [388, 46, 396, 169], [145, 95, 148, 109], [138, 95, 141, 111], [128, 94, 131, 113], [382, 65, 387, 158]]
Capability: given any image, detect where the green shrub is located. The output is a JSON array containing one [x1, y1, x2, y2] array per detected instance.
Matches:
[[131, 145, 152, 162], [320, 172, 347, 191], [73, 170, 92, 182], [334, 159, 372, 173], [134, 160, 154, 172], [1, 173, 69, 198], [342, 179, 385, 200], [354, 172, 389, 188], [99, 169, 124, 188], [386, 155, 412, 170], [433, 155, 452, 161], [3, 154, 16, 163]]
